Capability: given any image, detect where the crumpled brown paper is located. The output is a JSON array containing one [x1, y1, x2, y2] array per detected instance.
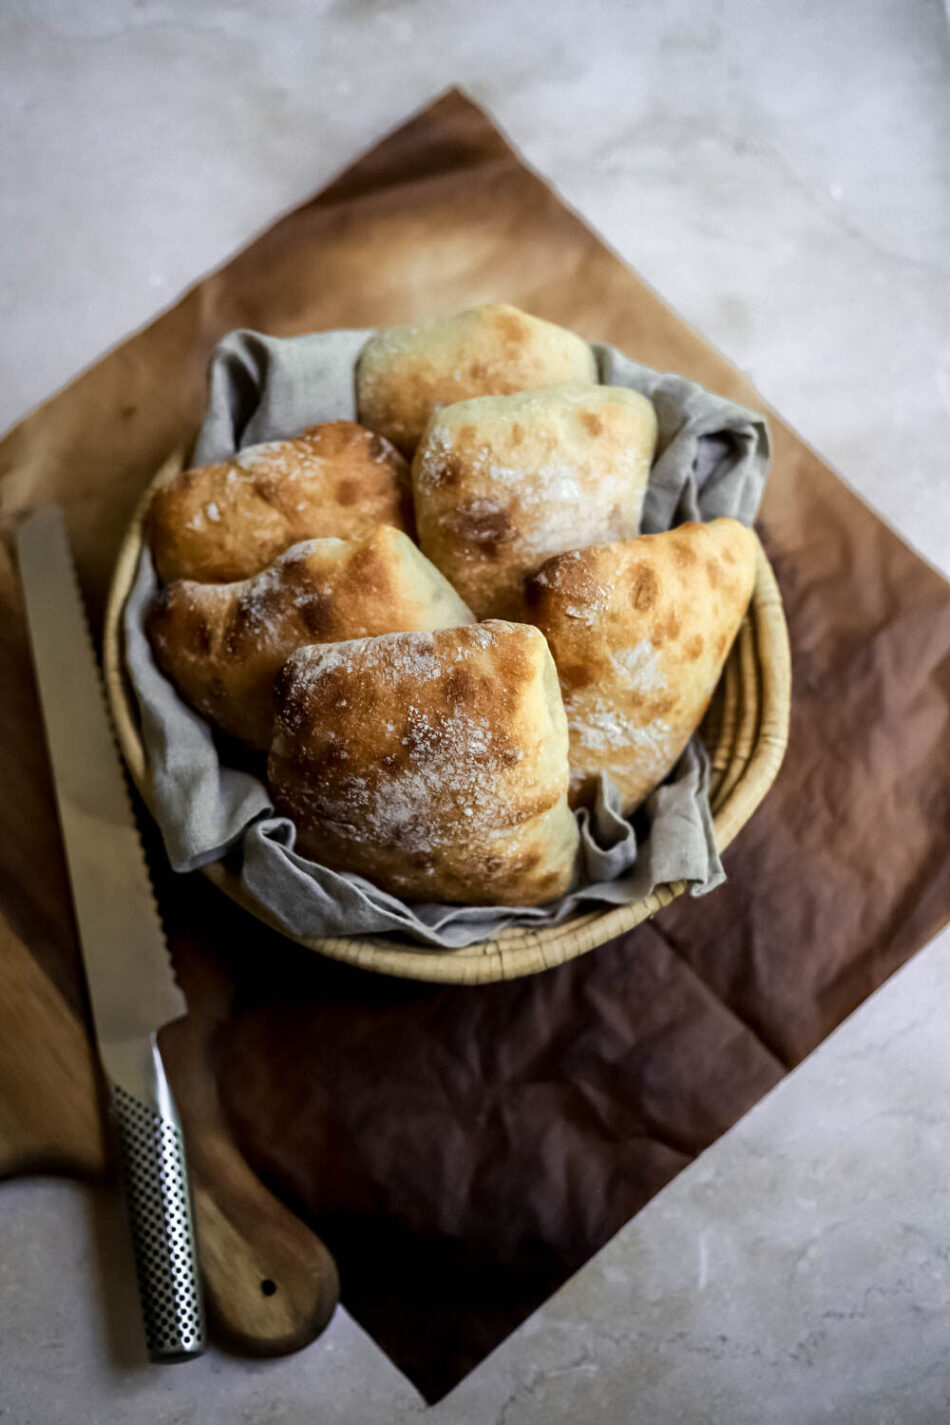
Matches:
[[1, 91, 949, 1403]]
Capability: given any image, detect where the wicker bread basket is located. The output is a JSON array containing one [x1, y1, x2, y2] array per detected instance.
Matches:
[[104, 448, 791, 985]]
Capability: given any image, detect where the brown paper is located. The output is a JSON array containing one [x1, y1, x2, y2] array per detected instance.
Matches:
[[2, 91, 949, 1401]]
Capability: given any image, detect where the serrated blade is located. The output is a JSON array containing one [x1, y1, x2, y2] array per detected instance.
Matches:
[[16, 506, 185, 1044]]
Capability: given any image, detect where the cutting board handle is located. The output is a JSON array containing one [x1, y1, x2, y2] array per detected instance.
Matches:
[[191, 1143, 339, 1355], [158, 1012, 340, 1356]]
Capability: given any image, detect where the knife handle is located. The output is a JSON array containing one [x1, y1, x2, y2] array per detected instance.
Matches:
[[108, 1039, 206, 1363]]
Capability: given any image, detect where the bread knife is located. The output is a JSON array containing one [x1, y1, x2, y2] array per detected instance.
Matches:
[[16, 506, 206, 1363]]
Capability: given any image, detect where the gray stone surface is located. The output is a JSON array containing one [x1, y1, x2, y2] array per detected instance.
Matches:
[[1, 1, 949, 1420]]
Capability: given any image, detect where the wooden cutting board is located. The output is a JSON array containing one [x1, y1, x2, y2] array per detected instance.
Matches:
[[0, 875, 339, 1356]]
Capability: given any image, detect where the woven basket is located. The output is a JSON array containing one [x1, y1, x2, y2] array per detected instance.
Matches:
[[104, 448, 792, 985]]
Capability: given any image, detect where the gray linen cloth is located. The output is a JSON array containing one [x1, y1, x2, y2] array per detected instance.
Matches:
[[124, 328, 770, 949]]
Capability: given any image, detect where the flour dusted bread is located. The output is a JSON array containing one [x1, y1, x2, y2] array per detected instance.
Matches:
[[526, 520, 757, 812], [147, 421, 410, 583], [268, 622, 579, 905], [412, 383, 657, 619], [356, 304, 597, 455], [147, 526, 473, 749]]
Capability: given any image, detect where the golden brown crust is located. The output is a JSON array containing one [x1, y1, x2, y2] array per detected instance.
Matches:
[[412, 383, 657, 619], [146, 526, 474, 749], [525, 519, 757, 812], [267, 622, 579, 905], [146, 421, 411, 583], [356, 304, 598, 455]]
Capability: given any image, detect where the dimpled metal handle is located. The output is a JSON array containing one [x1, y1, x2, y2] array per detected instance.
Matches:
[[110, 1069, 206, 1361]]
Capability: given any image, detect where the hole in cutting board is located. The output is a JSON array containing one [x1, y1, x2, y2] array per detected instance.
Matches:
[[260, 1279, 277, 1297]]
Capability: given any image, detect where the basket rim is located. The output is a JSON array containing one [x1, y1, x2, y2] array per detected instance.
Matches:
[[103, 446, 792, 985]]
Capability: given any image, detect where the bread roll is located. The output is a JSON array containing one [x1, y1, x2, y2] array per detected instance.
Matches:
[[525, 519, 757, 812], [412, 383, 657, 619], [147, 421, 411, 583], [356, 304, 597, 455], [268, 622, 579, 905], [147, 526, 474, 749]]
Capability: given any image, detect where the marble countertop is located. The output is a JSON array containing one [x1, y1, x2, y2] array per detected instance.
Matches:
[[2, 1, 949, 1420]]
